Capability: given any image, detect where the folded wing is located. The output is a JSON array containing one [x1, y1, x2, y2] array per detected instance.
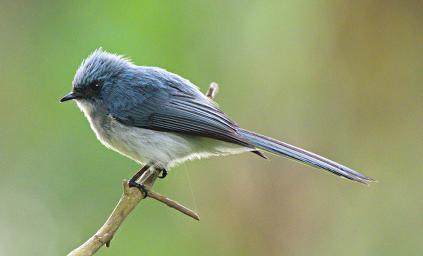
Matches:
[[111, 80, 254, 148]]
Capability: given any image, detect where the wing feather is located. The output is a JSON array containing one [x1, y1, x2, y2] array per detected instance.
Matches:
[[111, 74, 253, 148]]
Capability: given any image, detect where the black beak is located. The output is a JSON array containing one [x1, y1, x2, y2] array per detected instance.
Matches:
[[60, 91, 81, 102]]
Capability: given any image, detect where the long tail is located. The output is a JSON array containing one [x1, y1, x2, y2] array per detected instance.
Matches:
[[239, 129, 374, 184]]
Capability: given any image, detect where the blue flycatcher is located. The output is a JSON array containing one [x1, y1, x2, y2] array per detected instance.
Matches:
[[60, 49, 373, 195]]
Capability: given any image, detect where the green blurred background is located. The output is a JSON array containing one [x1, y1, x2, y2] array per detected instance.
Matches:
[[1, 1, 422, 255]]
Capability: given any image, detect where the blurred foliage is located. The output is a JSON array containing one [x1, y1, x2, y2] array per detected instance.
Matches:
[[0, 0, 422, 255]]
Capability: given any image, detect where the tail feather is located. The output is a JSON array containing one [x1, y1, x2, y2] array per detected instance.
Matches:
[[239, 129, 374, 184]]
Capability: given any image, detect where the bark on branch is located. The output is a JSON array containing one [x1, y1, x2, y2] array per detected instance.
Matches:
[[67, 82, 219, 256]]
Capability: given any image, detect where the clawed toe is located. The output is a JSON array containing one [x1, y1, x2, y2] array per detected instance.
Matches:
[[158, 168, 168, 179], [128, 180, 149, 198]]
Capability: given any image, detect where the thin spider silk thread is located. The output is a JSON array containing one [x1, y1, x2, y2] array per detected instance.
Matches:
[[182, 164, 198, 214]]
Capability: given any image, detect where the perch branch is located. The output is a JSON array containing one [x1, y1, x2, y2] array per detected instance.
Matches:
[[148, 190, 200, 220], [67, 82, 219, 256], [206, 82, 219, 99]]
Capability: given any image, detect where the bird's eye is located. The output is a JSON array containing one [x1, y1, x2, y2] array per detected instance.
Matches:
[[89, 80, 102, 91]]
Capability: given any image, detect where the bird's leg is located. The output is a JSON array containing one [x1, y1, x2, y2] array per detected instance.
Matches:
[[130, 163, 152, 183], [158, 168, 168, 179], [128, 163, 152, 198]]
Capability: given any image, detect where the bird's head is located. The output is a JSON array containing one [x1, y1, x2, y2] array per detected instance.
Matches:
[[60, 48, 134, 109]]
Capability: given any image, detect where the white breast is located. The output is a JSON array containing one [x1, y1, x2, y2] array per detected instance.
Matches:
[[76, 100, 250, 168]]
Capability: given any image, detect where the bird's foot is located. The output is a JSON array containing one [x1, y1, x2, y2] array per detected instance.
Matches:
[[158, 168, 168, 179], [128, 179, 149, 198]]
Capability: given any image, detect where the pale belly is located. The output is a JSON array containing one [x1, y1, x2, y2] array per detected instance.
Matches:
[[79, 105, 250, 168]]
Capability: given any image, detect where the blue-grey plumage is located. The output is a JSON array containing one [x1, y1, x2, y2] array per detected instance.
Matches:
[[61, 48, 374, 184]]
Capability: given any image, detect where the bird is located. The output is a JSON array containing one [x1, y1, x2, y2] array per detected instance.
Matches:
[[60, 49, 374, 195]]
